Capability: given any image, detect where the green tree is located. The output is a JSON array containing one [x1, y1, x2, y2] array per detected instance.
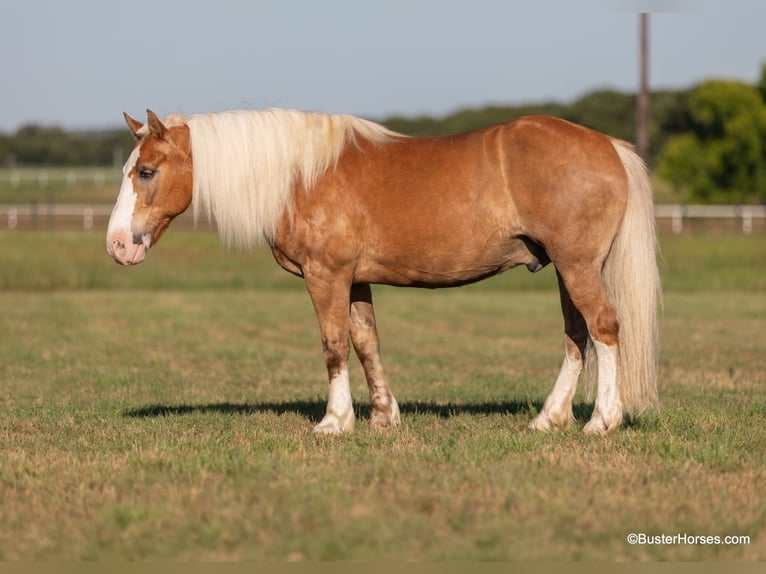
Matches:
[[0, 133, 10, 166], [758, 62, 766, 102], [657, 79, 766, 203], [0, 125, 134, 166], [567, 89, 635, 142]]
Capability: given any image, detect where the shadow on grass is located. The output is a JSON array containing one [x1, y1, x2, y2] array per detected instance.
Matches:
[[123, 399, 596, 423]]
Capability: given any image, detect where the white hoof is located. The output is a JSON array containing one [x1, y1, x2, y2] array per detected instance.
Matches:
[[528, 412, 553, 431], [529, 408, 574, 431], [312, 412, 355, 436], [583, 409, 622, 435]]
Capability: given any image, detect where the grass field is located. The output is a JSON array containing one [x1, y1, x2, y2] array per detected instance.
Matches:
[[0, 229, 764, 561]]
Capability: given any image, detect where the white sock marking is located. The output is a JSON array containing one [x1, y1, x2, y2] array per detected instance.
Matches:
[[313, 368, 355, 435], [530, 349, 582, 430], [584, 340, 622, 433]]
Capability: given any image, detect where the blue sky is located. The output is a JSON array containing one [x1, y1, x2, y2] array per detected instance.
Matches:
[[2, 0, 765, 131]]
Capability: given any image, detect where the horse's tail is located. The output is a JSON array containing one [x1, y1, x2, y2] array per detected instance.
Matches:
[[587, 140, 662, 417]]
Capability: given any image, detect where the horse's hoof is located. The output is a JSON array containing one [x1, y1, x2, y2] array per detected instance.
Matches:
[[528, 414, 553, 431], [312, 413, 354, 436], [529, 410, 573, 431], [369, 398, 401, 431], [583, 411, 621, 435]]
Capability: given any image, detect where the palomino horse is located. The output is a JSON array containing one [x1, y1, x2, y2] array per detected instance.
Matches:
[[107, 109, 661, 435]]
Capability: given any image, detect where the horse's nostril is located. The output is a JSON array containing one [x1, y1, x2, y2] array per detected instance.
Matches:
[[110, 238, 126, 257]]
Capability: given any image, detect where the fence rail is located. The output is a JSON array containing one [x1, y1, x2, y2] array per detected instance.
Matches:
[[0, 167, 122, 188], [0, 204, 195, 231], [654, 204, 766, 234], [0, 203, 764, 233]]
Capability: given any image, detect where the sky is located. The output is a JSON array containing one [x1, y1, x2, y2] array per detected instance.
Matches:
[[2, 0, 765, 133]]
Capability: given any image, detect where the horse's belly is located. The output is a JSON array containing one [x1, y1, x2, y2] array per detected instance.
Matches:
[[354, 234, 545, 288]]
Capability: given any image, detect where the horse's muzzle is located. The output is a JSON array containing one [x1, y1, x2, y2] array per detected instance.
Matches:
[[107, 229, 147, 266]]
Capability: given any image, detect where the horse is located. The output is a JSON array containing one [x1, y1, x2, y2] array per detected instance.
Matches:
[[107, 108, 661, 435]]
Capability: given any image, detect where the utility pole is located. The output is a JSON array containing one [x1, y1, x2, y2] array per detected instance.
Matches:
[[637, 13, 650, 162]]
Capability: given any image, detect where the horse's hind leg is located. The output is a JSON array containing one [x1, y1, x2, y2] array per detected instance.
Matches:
[[556, 263, 623, 434], [350, 284, 400, 430], [529, 271, 588, 431]]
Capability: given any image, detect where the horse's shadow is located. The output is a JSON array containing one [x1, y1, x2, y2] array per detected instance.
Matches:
[[123, 399, 596, 424]]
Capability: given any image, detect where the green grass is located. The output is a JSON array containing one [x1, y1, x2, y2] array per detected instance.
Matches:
[[0, 230, 765, 560]]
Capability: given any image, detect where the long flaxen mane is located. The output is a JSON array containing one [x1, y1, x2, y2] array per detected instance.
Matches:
[[184, 109, 398, 247]]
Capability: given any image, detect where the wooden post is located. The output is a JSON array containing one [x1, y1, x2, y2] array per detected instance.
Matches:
[[637, 13, 650, 162]]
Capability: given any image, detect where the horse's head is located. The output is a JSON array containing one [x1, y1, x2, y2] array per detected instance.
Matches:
[[106, 110, 192, 265]]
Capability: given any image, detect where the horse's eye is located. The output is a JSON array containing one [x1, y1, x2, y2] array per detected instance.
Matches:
[[138, 167, 156, 180]]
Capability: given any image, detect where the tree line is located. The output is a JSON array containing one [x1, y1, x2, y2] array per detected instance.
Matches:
[[0, 126, 133, 169], [384, 66, 766, 205], [2, 65, 765, 203]]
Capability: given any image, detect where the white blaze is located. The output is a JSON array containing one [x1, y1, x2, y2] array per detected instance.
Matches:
[[106, 147, 140, 248]]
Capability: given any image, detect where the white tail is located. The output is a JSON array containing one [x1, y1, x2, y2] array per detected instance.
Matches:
[[586, 140, 662, 417]]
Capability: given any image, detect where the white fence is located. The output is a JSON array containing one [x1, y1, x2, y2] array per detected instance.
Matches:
[[0, 204, 114, 230], [654, 204, 766, 234], [0, 167, 121, 188], [0, 203, 764, 233]]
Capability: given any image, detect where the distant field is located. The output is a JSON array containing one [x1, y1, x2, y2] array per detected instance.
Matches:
[[0, 229, 764, 560]]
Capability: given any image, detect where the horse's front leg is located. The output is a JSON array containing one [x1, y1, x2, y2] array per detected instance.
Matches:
[[305, 274, 355, 435], [350, 284, 400, 431]]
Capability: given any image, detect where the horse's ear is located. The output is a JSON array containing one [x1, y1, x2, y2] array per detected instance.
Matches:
[[146, 109, 167, 140], [124, 112, 143, 140]]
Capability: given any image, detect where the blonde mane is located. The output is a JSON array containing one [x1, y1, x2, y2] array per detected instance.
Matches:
[[185, 109, 398, 247]]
